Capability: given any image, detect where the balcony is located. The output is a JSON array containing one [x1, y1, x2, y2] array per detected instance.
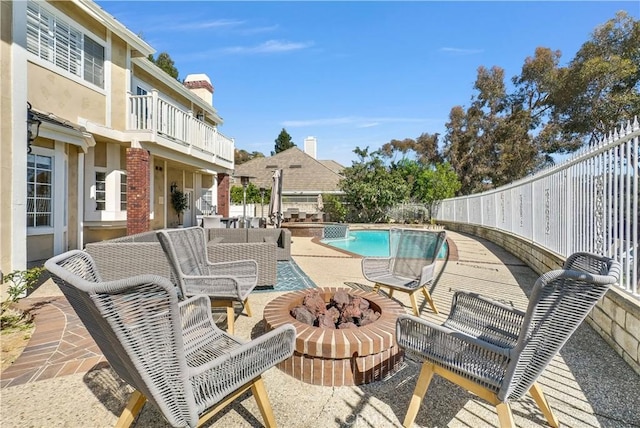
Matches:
[[127, 90, 234, 170]]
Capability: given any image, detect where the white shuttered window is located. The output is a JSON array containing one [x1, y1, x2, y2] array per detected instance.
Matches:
[[26, 2, 104, 88]]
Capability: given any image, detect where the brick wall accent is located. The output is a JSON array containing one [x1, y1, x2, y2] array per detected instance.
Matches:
[[183, 80, 214, 93], [126, 148, 150, 235], [217, 173, 230, 217], [440, 220, 640, 375], [264, 287, 405, 386]]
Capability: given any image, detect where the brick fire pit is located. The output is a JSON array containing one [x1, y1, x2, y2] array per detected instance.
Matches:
[[263, 287, 405, 386]]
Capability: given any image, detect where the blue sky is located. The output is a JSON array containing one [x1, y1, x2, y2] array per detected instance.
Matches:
[[98, 1, 639, 167]]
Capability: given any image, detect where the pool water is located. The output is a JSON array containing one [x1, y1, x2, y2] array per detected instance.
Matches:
[[322, 229, 448, 258]]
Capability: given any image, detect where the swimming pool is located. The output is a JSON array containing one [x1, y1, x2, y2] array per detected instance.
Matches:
[[322, 229, 448, 258]]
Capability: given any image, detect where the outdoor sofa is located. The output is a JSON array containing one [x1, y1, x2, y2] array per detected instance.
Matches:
[[85, 228, 277, 287], [207, 228, 292, 261]]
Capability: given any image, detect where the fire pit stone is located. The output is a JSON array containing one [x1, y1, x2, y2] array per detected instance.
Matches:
[[263, 287, 405, 386]]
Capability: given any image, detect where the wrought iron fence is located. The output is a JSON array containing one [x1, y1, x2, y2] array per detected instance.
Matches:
[[436, 118, 639, 297]]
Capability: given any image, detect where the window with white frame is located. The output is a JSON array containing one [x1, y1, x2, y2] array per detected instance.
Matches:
[[95, 171, 106, 211], [26, 1, 105, 88], [120, 172, 127, 211], [27, 153, 53, 227]]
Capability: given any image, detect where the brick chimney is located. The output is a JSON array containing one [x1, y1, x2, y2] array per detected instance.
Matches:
[[184, 74, 214, 105]]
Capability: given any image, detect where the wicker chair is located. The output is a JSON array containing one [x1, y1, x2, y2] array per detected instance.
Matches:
[[44, 250, 295, 428], [396, 252, 621, 427], [362, 228, 447, 316], [157, 227, 258, 335]]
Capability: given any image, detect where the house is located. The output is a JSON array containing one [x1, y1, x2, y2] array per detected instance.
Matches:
[[233, 142, 344, 215], [1, 0, 235, 274]]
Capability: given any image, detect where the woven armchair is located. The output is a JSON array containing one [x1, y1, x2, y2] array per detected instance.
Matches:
[[362, 228, 446, 316], [396, 252, 621, 427], [44, 250, 295, 428], [157, 227, 258, 334]]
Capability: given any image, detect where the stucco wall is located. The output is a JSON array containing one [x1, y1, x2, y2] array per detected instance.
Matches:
[[28, 62, 106, 125], [440, 220, 640, 376]]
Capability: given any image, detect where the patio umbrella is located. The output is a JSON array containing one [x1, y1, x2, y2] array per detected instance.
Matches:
[[268, 169, 284, 227], [317, 194, 324, 211]]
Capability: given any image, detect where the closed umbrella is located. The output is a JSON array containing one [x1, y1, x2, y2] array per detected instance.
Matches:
[[317, 194, 324, 211], [268, 169, 283, 227]]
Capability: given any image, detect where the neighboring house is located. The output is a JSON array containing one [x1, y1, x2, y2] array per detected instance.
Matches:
[[1, 0, 235, 274], [233, 144, 344, 214]]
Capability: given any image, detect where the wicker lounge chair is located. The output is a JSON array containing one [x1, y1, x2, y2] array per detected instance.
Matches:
[[157, 226, 258, 334], [396, 252, 621, 427], [362, 228, 446, 316], [44, 250, 295, 428]]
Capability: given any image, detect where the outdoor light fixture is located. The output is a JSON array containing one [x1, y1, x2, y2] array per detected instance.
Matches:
[[27, 102, 41, 154], [170, 182, 178, 193]]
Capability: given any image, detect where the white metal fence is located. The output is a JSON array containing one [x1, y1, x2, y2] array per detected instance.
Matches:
[[436, 118, 639, 297]]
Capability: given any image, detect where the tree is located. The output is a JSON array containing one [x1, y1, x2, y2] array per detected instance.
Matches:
[[413, 163, 461, 219], [321, 194, 347, 222], [379, 133, 442, 165], [272, 128, 295, 155], [339, 147, 410, 223], [148, 52, 179, 80], [549, 11, 640, 143], [170, 189, 188, 224], [230, 183, 270, 204], [235, 149, 265, 165], [442, 104, 489, 195]]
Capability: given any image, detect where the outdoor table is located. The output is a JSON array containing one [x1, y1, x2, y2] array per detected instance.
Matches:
[[221, 217, 238, 228]]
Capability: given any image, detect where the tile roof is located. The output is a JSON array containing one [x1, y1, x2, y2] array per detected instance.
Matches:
[[233, 147, 344, 193]]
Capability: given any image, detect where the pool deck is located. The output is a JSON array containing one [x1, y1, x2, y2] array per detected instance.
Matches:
[[1, 230, 639, 427]]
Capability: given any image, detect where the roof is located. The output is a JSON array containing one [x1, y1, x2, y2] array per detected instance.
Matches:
[[319, 159, 345, 174], [233, 147, 344, 194]]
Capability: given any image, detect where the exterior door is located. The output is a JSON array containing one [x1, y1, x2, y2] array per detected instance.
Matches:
[[183, 189, 194, 227]]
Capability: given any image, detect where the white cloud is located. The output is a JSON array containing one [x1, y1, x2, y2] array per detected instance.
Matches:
[[170, 19, 245, 30], [282, 116, 428, 128], [240, 25, 280, 35], [439, 47, 484, 55], [221, 40, 313, 54]]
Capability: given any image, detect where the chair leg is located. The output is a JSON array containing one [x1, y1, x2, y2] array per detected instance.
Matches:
[[403, 362, 434, 428], [244, 297, 253, 317], [251, 376, 277, 428], [495, 402, 515, 428], [388, 288, 394, 298], [529, 382, 559, 428], [115, 390, 146, 428], [408, 291, 421, 316], [226, 305, 235, 335], [211, 300, 236, 334], [420, 287, 439, 314]]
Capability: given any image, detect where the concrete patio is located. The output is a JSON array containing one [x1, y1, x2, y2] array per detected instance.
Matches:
[[1, 230, 639, 427]]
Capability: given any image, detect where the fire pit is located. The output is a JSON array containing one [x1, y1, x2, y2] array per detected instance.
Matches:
[[263, 287, 405, 386]]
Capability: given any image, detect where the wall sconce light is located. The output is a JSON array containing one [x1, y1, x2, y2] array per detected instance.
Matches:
[[27, 102, 41, 154], [170, 182, 178, 193]]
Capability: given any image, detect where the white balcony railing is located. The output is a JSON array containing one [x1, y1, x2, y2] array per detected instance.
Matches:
[[436, 117, 640, 297], [128, 91, 234, 164]]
